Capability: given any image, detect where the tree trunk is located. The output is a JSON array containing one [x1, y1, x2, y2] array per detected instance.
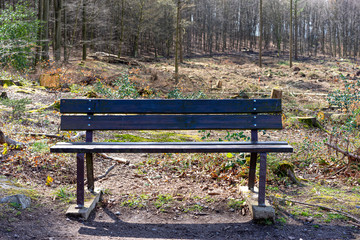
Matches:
[[42, 0, 50, 62], [174, 0, 181, 84], [259, 0, 263, 67], [54, 0, 62, 62], [133, 0, 144, 57], [294, 0, 298, 60], [118, 0, 125, 58], [63, 0, 67, 62], [82, 0, 87, 61], [289, 0, 293, 68], [35, 0, 43, 66]]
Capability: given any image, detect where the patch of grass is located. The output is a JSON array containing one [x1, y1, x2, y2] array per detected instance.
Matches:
[[276, 217, 287, 224], [3, 188, 39, 201], [52, 186, 75, 203], [278, 61, 289, 66], [107, 131, 200, 143], [0, 97, 31, 119], [29, 141, 49, 153], [184, 203, 204, 213], [121, 194, 149, 209], [154, 194, 173, 209], [227, 198, 245, 210], [324, 213, 347, 223]]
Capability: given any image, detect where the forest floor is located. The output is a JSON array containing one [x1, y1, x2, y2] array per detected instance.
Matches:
[[0, 52, 359, 239]]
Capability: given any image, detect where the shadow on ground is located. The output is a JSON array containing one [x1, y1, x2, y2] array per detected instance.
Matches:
[[76, 208, 360, 240]]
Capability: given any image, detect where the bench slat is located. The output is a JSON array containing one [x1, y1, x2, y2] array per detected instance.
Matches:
[[50, 142, 293, 153], [61, 114, 282, 130], [60, 99, 282, 114]]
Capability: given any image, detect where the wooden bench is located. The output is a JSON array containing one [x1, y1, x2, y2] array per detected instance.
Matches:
[[50, 99, 293, 209]]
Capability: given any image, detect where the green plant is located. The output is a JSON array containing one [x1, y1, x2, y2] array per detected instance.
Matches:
[[184, 204, 204, 213], [53, 187, 75, 203], [94, 73, 139, 99], [0, 2, 39, 71], [227, 198, 245, 210], [167, 88, 207, 99], [0, 97, 31, 119], [154, 194, 173, 209], [121, 194, 149, 209], [30, 141, 49, 153]]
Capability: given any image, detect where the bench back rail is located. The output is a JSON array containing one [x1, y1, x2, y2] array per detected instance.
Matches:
[[60, 99, 283, 131]]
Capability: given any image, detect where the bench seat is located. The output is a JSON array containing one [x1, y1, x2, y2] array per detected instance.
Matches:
[[51, 141, 293, 153]]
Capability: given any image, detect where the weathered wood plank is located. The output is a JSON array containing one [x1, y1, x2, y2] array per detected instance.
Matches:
[[60, 99, 282, 114], [50, 142, 293, 153], [61, 114, 282, 130]]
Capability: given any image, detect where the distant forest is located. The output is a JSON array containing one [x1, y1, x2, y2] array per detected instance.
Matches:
[[0, 0, 359, 67]]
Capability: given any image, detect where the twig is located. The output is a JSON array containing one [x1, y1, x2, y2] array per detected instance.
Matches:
[[98, 153, 129, 164], [272, 196, 360, 224], [325, 142, 360, 161], [21, 132, 64, 139], [95, 163, 117, 181]]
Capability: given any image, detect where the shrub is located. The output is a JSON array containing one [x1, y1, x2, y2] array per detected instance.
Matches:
[[0, 97, 32, 119], [0, 2, 39, 71]]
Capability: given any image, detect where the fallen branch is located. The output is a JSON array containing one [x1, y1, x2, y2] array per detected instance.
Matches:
[[70, 131, 86, 140], [21, 132, 64, 139], [95, 163, 117, 181], [97, 153, 129, 164], [272, 196, 360, 224], [0, 130, 24, 149], [325, 142, 360, 161], [27, 101, 60, 113]]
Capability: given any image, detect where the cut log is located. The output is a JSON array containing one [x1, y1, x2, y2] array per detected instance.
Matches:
[[88, 52, 142, 66], [271, 88, 282, 99]]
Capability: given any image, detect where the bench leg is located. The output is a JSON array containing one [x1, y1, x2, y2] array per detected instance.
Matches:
[[85, 130, 94, 193], [248, 153, 257, 191], [76, 153, 85, 208], [258, 153, 267, 207], [86, 153, 94, 193]]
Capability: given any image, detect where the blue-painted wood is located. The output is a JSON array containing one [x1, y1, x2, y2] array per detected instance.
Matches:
[[50, 142, 293, 153], [60, 99, 282, 114], [61, 114, 282, 130]]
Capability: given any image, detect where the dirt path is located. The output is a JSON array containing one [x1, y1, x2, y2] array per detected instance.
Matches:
[[1, 203, 359, 240]]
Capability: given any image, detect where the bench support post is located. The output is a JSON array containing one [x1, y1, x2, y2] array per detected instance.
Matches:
[[258, 153, 267, 207], [76, 153, 85, 208], [248, 129, 258, 190], [86, 129, 94, 193]]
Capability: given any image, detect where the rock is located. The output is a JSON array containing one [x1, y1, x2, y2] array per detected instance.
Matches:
[[0, 194, 31, 209], [39, 74, 60, 88], [0, 92, 8, 99], [293, 67, 301, 72], [330, 114, 348, 123], [115, 211, 121, 215], [84, 91, 99, 98]]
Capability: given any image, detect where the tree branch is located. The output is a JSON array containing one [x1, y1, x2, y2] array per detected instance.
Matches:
[[272, 196, 360, 224], [325, 142, 360, 161]]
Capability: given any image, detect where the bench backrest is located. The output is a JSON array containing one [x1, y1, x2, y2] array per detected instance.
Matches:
[[60, 99, 283, 131]]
